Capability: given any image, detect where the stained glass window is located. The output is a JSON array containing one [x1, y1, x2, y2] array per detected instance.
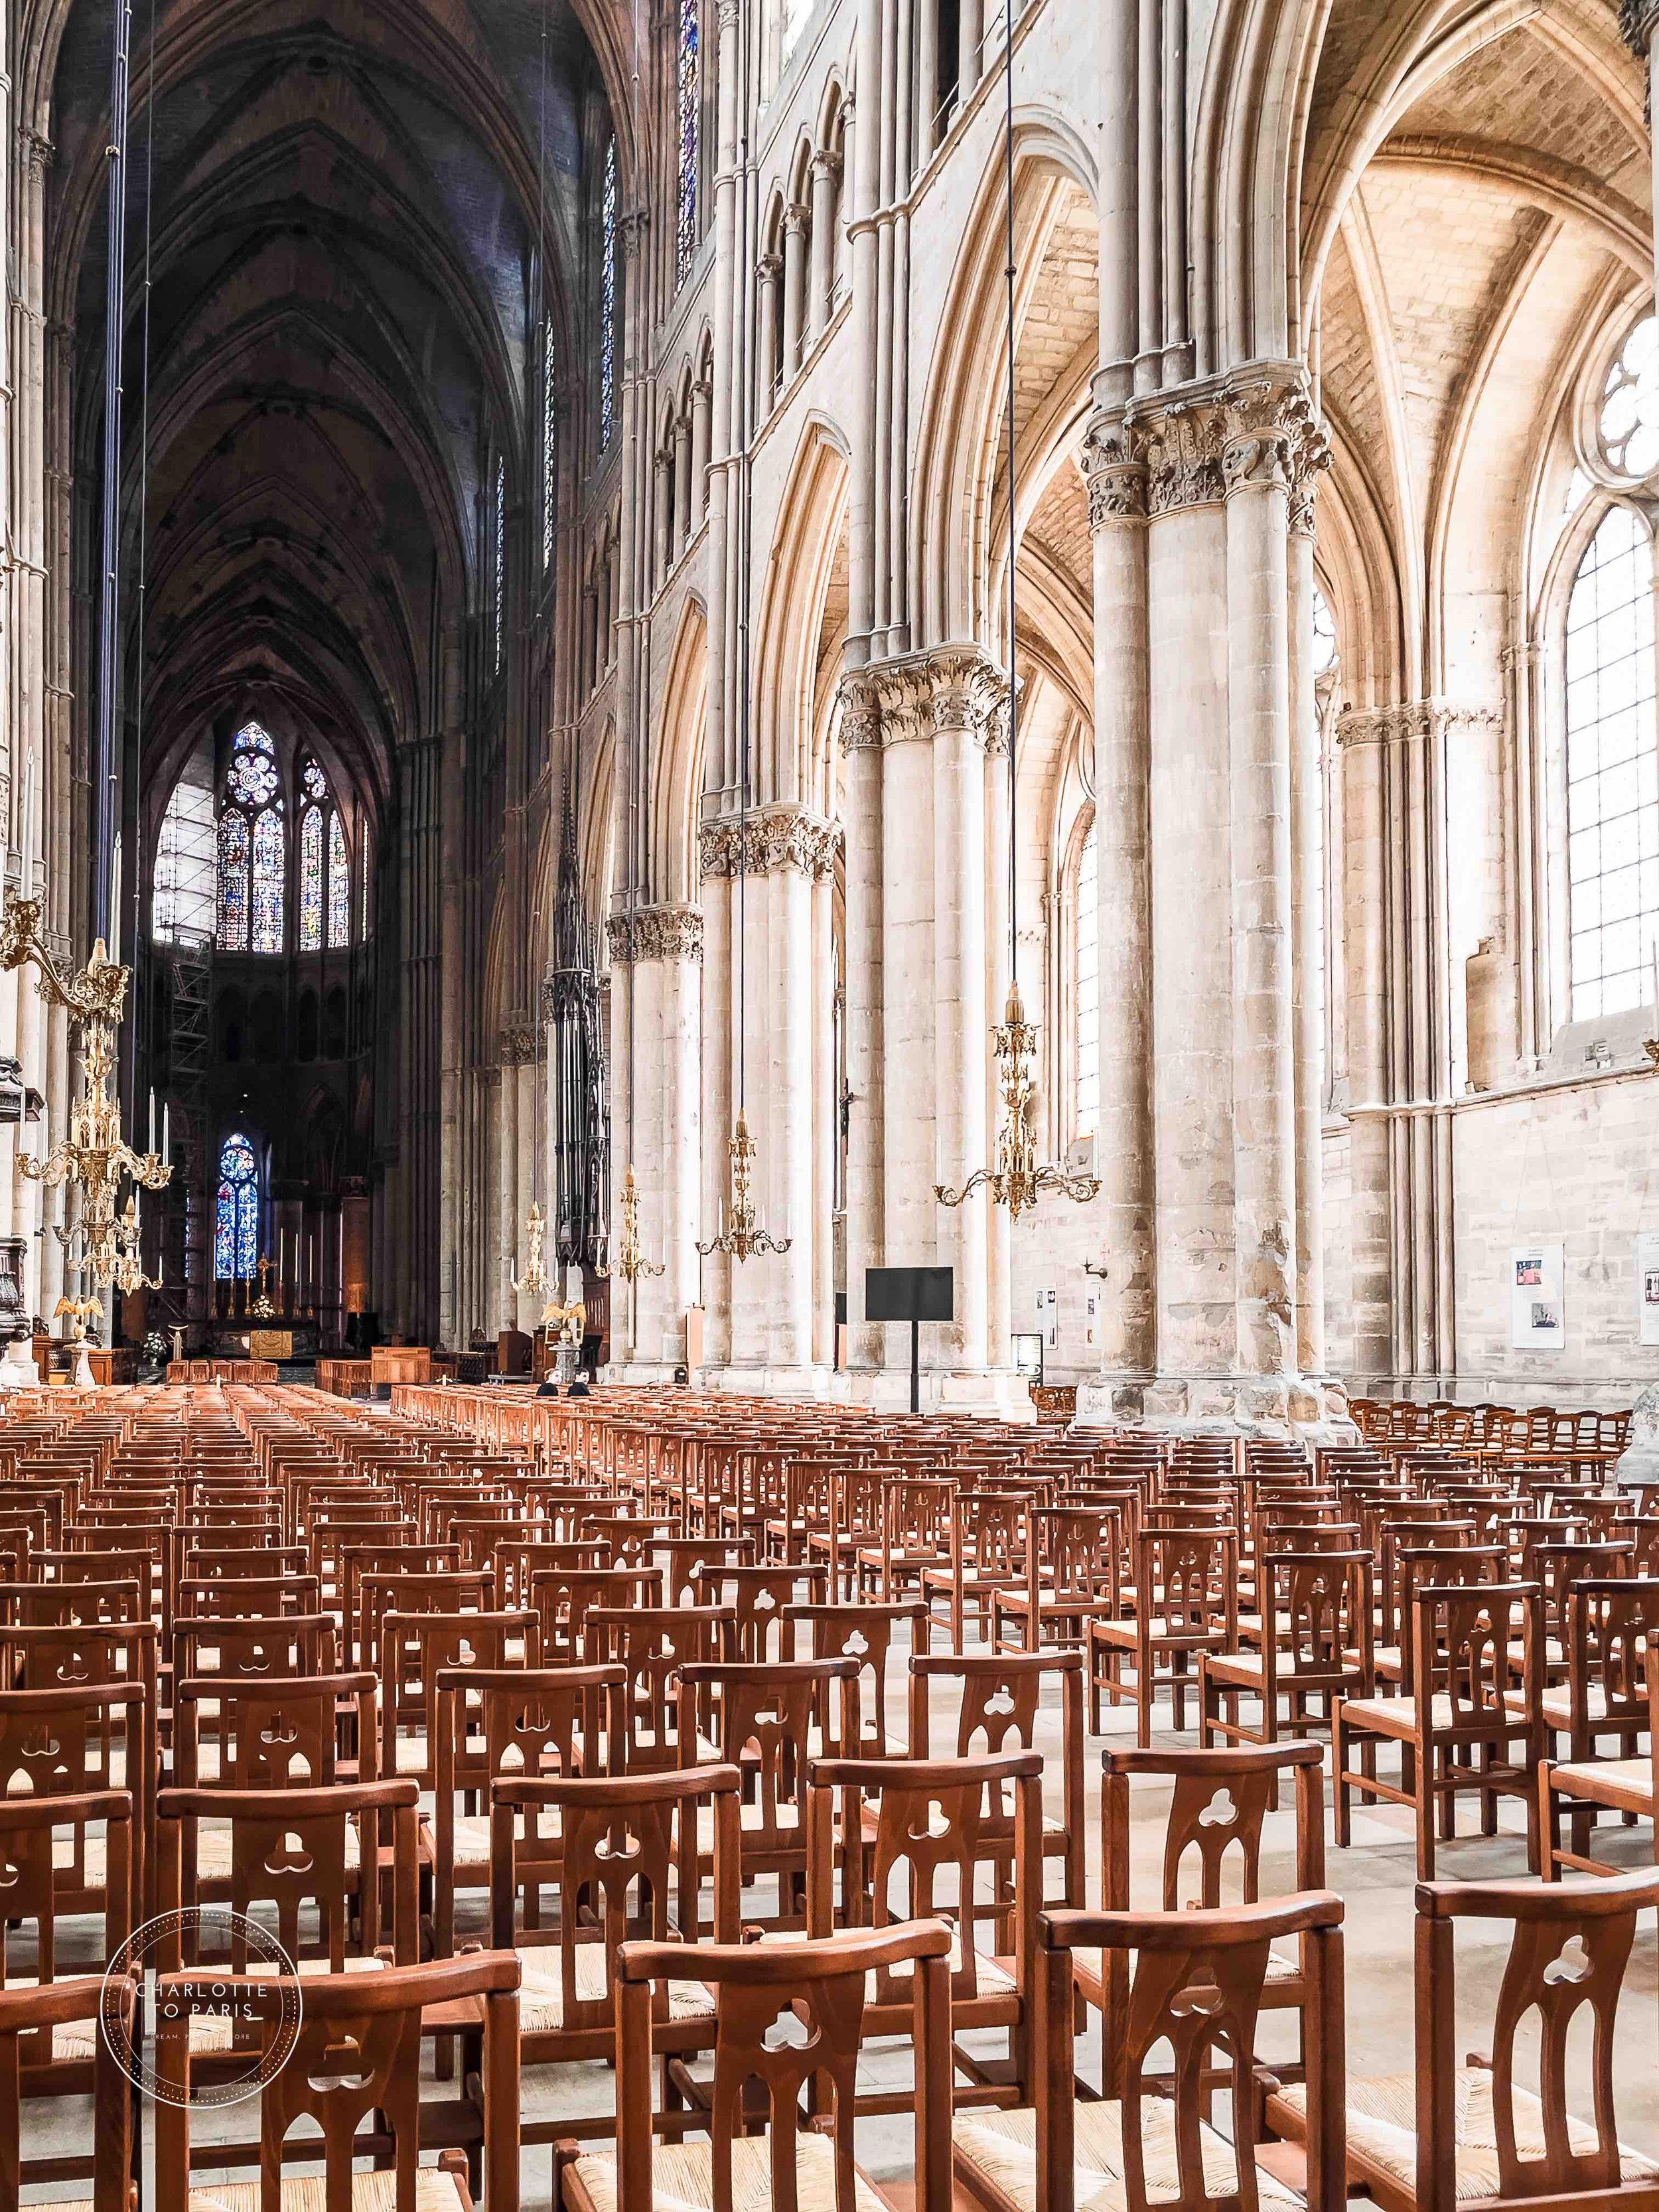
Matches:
[[1566, 503, 1659, 1020], [214, 1131, 259, 1280], [328, 812, 350, 948], [601, 136, 618, 452], [493, 452, 506, 675], [218, 722, 285, 953], [543, 322, 558, 569], [676, 0, 699, 286], [251, 808, 284, 953], [299, 805, 324, 950], [1600, 317, 1659, 481], [217, 814, 250, 950], [303, 759, 327, 802]]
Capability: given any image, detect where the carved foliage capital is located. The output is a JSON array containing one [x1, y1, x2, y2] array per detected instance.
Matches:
[[607, 903, 706, 962], [1129, 367, 1331, 525], [699, 804, 842, 881], [833, 643, 1012, 753], [1080, 413, 1147, 530], [499, 1017, 536, 1067], [1335, 698, 1506, 753]]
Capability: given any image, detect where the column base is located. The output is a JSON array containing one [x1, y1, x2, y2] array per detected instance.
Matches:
[[1072, 1370, 1357, 1441], [605, 1360, 693, 1386], [840, 1364, 1037, 1422], [692, 1363, 839, 1401]]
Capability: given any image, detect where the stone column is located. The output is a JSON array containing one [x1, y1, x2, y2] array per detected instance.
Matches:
[[1074, 413, 1154, 1420], [811, 871, 835, 1367], [1338, 707, 1392, 1389], [983, 722, 1011, 1372], [809, 155, 839, 338], [699, 863, 733, 1369], [653, 452, 672, 593], [690, 378, 712, 532], [673, 416, 693, 562], [610, 905, 702, 1374], [932, 669, 989, 1376], [1141, 398, 1236, 1409], [782, 207, 808, 377], [838, 688, 885, 1366], [1623, 5, 1659, 261], [604, 948, 643, 1369], [757, 254, 782, 413], [1287, 458, 1329, 1381], [1222, 390, 1299, 1398], [497, 1022, 526, 1331], [342, 1178, 372, 1315]]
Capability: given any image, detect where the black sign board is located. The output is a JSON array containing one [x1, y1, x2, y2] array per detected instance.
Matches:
[[865, 1267, 954, 1410]]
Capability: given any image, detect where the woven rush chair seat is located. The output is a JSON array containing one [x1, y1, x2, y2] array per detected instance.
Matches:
[[167, 2174, 469, 2211], [573, 2130, 892, 2212], [0, 1972, 102, 2061], [1546, 1755, 1652, 1813], [1266, 2070, 1659, 2204], [516, 1943, 715, 2031], [952, 2101, 1306, 2212]]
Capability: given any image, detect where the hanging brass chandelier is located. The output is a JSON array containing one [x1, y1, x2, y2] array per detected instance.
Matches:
[[3, 904, 173, 1289], [935, 980, 1100, 1220], [698, 1107, 792, 1260], [599, 1163, 664, 1286], [510, 1198, 551, 1301]]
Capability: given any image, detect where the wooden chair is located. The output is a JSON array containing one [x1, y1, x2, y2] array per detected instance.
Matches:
[[0, 1973, 137, 2210], [786, 1597, 928, 1753], [991, 1506, 1121, 1662], [926, 1491, 1031, 1651], [1540, 1631, 1658, 1879], [954, 1891, 1346, 2212], [0, 1682, 151, 1923], [808, 1749, 1040, 2110], [1333, 1580, 1545, 1877], [1078, 1741, 1329, 2096], [910, 1648, 1086, 1908], [492, 1762, 741, 2143], [559, 1918, 952, 2212], [154, 1952, 521, 2209], [432, 1662, 623, 1965], [583, 1603, 736, 1771], [0, 1788, 131, 2093], [1090, 1525, 1238, 1744], [691, 1560, 828, 1662], [1267, 1866, 1659, 2209], [1199, 1547, 1374, 1752], [381, 1607, 536, 1789], [678, 1657, 860, 1921]]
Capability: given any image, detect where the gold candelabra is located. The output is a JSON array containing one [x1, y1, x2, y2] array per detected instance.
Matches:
[[697, 1107, 791, 1260], [250, 1252, 277, 1318], [111, 1195, 163, 1297], [510, 1199, 551, 1301], [597, 1163, 664, 1286], [935, 981, 1102, 1222], [2, 898, 173, 1290]]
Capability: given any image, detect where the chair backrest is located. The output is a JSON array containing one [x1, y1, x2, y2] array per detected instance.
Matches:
[[611, 1920, 953, 2212], [175, 1670, 376, 1791], [784, 1599, 928, 1753], [584, 1603, 737, 1769], [0, 1787, 131, 1996], [810, 1750, 1040, 2006], [0, 1973, 136, 2209], [153, 1953, 520, 2211], [1415, 1866, 1659, 2205], [490, 1763, 741, 2034], [680, 1659, 861, 1845], [159, 1779, 419, 1970], [1561, 1578, 1659, 1747], [1413, 1581, 1543, 1732], [1034, 1894, 1346, 2212]]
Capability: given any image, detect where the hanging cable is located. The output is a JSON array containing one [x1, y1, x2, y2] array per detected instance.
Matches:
[[94, 0, 135, 949], [1001, 0, 1019, 985]]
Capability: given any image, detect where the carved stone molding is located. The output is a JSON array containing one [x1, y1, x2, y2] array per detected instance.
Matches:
[[499, 1017, 536, 1067], [699, 803, 842, 881], [1125, 366, 1330, 526], [1335, 699, 1506, 753], [1080, 413, 1147, 530], [607, 903, 705, 963], [1621, 0, 1659, 55], [834, 642, 1013, 755]]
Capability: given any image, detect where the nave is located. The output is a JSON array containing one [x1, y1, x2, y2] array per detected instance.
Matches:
[[5, 1380, 1657, 2210]]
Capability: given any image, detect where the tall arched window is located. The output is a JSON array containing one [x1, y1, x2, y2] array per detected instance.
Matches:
[[328, 814, 350, 948], [218, 722, 283, 952], [154, 775, 216, 946], [1565, 502, 1658, 1021], [299, 761, 326, 951], [1074, 818, 1098, 1138], [600, 136, 619, 451], [676, 0, 699, 285], [214, 1130, 260, 1280], [492, 451, 506, 675]]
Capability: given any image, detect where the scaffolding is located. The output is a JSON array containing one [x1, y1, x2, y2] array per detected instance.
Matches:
[[152, 778, 216, 1327]]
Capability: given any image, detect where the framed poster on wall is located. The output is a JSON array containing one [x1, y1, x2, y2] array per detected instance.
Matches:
[[1638, 1232, 1659, 1347], [1510, 1242, 1565, 1351]]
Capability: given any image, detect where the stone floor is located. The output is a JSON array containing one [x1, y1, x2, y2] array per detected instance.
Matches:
[[21, 1625, 1659, 2207]]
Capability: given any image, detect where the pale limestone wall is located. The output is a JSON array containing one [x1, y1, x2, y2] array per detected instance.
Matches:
[[1451, 1075, 1659, 1406], [1321, 1121, 1354, 1385]]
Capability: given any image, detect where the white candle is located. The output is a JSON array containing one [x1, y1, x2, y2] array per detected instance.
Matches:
[[148, 1088, 156, 1156], [161, 1104, 169, 1165], [109, 834, 121, 964]]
